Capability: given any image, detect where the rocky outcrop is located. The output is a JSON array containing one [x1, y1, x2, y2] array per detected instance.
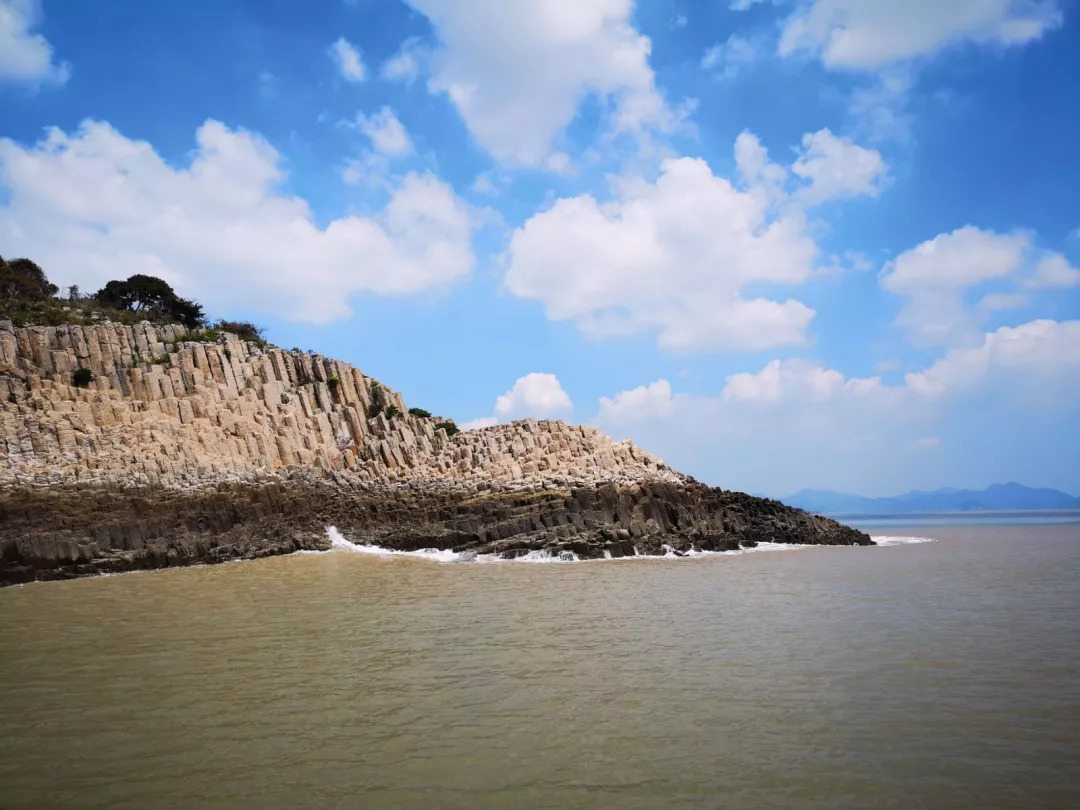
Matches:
[[0, 320, 871, 585]]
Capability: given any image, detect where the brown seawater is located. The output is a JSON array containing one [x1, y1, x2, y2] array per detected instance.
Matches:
[[1, 521, 1077, 809]]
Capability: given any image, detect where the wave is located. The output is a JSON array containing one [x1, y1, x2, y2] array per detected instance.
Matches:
[[870, 535, 937, 546], [323, 527, 818, 564]]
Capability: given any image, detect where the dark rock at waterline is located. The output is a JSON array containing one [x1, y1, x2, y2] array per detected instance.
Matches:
[[0, 480, 872, 586]]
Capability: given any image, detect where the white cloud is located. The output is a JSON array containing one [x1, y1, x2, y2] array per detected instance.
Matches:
[[881, 225, 1029, 346], [352, 106, 413, 157], [791, 128, 887, 203], [545, 151, 573, 175], [470, 171, 500, 196], [880, 227, 1079, 347], [0, 120, 477, 323], [701, 34, 759, 80], [340, 151, 393, 187], [460, 416, 498, 430], [402, 0, 677, 166], [848, 72, 915, 142], [598, 379, 674, 422], [595, 364, 907, 494], [779, 0, 1064, 70], [595, 319, 1080, 493], [905, 319, 1080, 397], [381, 36, 425, 83], [506, 151, 818, 351], [673, 14, 688, 28], [494, 372, 574, 419], [328, 37, 366, 82], [722, 358, 886, 404], [734, 131, 788, 192], [977, 291, 1029, 312], [883, 226, 1028, 291], [505, 128, 884, 353], [0, 0, 69, 88], [1024, 253, 1080, 290]]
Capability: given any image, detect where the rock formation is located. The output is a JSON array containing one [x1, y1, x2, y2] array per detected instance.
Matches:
[[0, 320, 871, 585]]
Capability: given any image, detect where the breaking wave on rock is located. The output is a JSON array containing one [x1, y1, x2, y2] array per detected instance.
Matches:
[[870, 535, 937, 546], [324, 527, 830, 564]]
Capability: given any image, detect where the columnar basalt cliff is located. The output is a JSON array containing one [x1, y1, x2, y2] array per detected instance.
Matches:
[[0, 320, 871, 584]]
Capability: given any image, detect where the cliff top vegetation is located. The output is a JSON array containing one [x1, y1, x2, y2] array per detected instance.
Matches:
[[0, 253, 266, 345]]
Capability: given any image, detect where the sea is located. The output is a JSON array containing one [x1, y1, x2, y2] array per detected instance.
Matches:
[[1, 513, 1077, 809]]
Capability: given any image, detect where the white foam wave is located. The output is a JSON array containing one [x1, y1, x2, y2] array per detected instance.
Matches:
[[320, 528, 823, 565], [327, 527, 465, 562], [871, 535, 937, 547], [476, 549, 579, 564]]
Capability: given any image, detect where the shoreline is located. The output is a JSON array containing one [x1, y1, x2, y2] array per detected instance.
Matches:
[[0, 478, 873, 586]]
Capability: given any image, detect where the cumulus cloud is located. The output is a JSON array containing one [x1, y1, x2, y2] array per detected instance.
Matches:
[[402, 0, 677, 166], [778, 0, 1063, 70], [722, 358, 887, 403], [328, 37, 366, 82], [494, 373, 574, 419], [776, 2, 1062, 145], [0, 0, 69, 88], [701, 34, 759, 80], [598, 379, 674, 422], [905, 319, 1080, 397], [381, 36, 425, 83], [0, 120, 476, 323], [505, 128, 884, 353], [460, 373, 574, 428], [791, 128, 888, 203], [977, 291, 1030, 313], [595, 319, 1080, 493], [881, 226, 1077, 346], [352, 106, 413, 157], [1024, 253, 1080, 290], [883, 226, 1028, 291], [460, 416, 498, 431]]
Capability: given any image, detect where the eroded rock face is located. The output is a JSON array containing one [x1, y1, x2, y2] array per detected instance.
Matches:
[[0, 320, 871, 585]]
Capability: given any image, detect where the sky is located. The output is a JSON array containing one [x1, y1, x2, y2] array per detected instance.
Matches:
[[1, 0, 1078, 497]]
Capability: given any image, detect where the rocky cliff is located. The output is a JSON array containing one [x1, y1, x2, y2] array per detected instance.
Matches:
[[0, 320, 871, 584]]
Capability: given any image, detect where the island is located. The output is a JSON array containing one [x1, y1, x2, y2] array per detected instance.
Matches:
[[0, 259, 871, 585]]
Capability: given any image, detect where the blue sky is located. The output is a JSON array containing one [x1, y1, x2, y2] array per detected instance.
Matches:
[[1, 0, 1078, 496]]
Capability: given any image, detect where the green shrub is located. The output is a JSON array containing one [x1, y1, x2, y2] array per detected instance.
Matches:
[[0, 256, 58, 302], [215, 320, 264, 343], [328, 375, 340, 392], [72, 368, 94, 388], [384, 405, 400, 420], [94, 274, 204, 328], [435, 420, 460, 437], [366, 403, 383, 419], [408, 407, 431, 418]]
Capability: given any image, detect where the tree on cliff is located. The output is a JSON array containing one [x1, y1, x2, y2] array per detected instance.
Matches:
[[95, 275, 205, 328], [0, 256, 60, 302]]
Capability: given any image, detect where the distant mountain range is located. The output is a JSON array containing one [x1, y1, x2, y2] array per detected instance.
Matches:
[[782, 482, 1080, 515]]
